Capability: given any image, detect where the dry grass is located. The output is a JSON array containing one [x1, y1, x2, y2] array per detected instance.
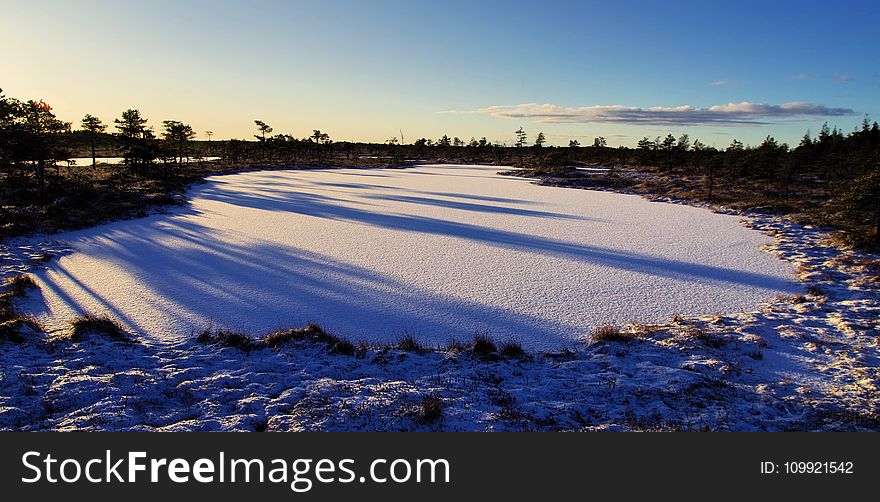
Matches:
[[0, 274, 45, 343], [0, 317, 44, 343], [684, 327, 727, 349], [417, 394, 444, 424], [470, 333, 499, 360], [396, 334, 426, 353], [263, 323, 354, 355], [499, 340, 527, 360], [197, 329, 254, 350], [67, 315, 133, 343], [2, 274, 37, 296], [590, 325, 636, 343]]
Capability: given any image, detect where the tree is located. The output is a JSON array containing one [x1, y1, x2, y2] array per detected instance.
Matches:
[[437, 134, 451, 147], [311, 129, 330, 144], [254, 120, 273, 160], [310, 129, 330, 161], [568, 139, 580, 148], [0, 89, 25, 172], [162, 120, 196, 167], [254, 120, 273, 141], [636, 137, 655, 164], [832, 163, 880, 245], [114, 109, 156, 169], [514, 127, 527, 167], [592, 136, 606, 148], [205, 130, 214, 156], [514, 127, 527, 148], [81, 114, 106, 168], [534, 132, 546, 148], [18, 100, 70, 195], [115, 109, 148, 138]]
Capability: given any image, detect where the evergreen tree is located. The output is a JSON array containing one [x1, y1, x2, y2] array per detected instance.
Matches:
[[81, 114, 106, 168]]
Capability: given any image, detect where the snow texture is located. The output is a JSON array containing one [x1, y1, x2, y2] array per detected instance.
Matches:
[[17, 164, 799, 350]]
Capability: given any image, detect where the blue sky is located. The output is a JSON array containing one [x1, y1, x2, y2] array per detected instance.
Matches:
[[2, 0, 878, 146]]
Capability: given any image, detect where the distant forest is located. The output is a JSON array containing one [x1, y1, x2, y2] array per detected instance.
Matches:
[[1, 88, 878, 247]]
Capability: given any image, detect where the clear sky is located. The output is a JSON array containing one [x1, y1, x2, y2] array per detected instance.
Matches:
[[2, 0, 878, 147]]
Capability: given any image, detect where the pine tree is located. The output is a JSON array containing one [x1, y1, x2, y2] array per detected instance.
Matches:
[[81, 114, 106, 168]]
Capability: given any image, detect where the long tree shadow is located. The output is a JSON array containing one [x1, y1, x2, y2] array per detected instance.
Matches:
[[31, 219, 584, 348], [362, 193, 598, 220], [193, 184, 800, 292]]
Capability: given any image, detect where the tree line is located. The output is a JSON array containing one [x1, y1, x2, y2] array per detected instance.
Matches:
[[1, 87, 877, 245]]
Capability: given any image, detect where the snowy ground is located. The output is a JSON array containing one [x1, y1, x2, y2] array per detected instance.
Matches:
[[11, 164, 797, 350], [1, 165, 877, 431]]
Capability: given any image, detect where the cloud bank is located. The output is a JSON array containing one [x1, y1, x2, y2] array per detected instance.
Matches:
[[466, 101, 855, 126]]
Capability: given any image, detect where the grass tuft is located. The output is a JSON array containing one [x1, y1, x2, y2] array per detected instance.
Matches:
[[68, 315, 133, 343], [417, 394, 444, 424], [2, 274, 38, 297], [591, 325, 635, 343], [445, 338, 467, 353], [0, 317, 44, 343], [470, 333, 499, 360], [788, 294, 808, 304], [396, 334, 425, 353], [686, 327, 727, 349], [197, 329, 254, 350], [263, 323, 354, 355], [499, 339, 527, 359]]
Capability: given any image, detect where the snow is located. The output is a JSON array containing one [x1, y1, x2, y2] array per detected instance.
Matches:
[[18, 164, 797, 350], [1, 165, 877, 431]]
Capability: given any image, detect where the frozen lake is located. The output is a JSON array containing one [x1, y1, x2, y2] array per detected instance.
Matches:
[[23, 164, 800, 350]]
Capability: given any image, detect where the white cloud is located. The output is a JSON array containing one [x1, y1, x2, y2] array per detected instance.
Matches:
[[709, 80, 732, 86], [469, 101, 855, 126]]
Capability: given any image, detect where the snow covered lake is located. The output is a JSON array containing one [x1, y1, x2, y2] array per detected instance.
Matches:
[[22, 164, 801, 350]]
